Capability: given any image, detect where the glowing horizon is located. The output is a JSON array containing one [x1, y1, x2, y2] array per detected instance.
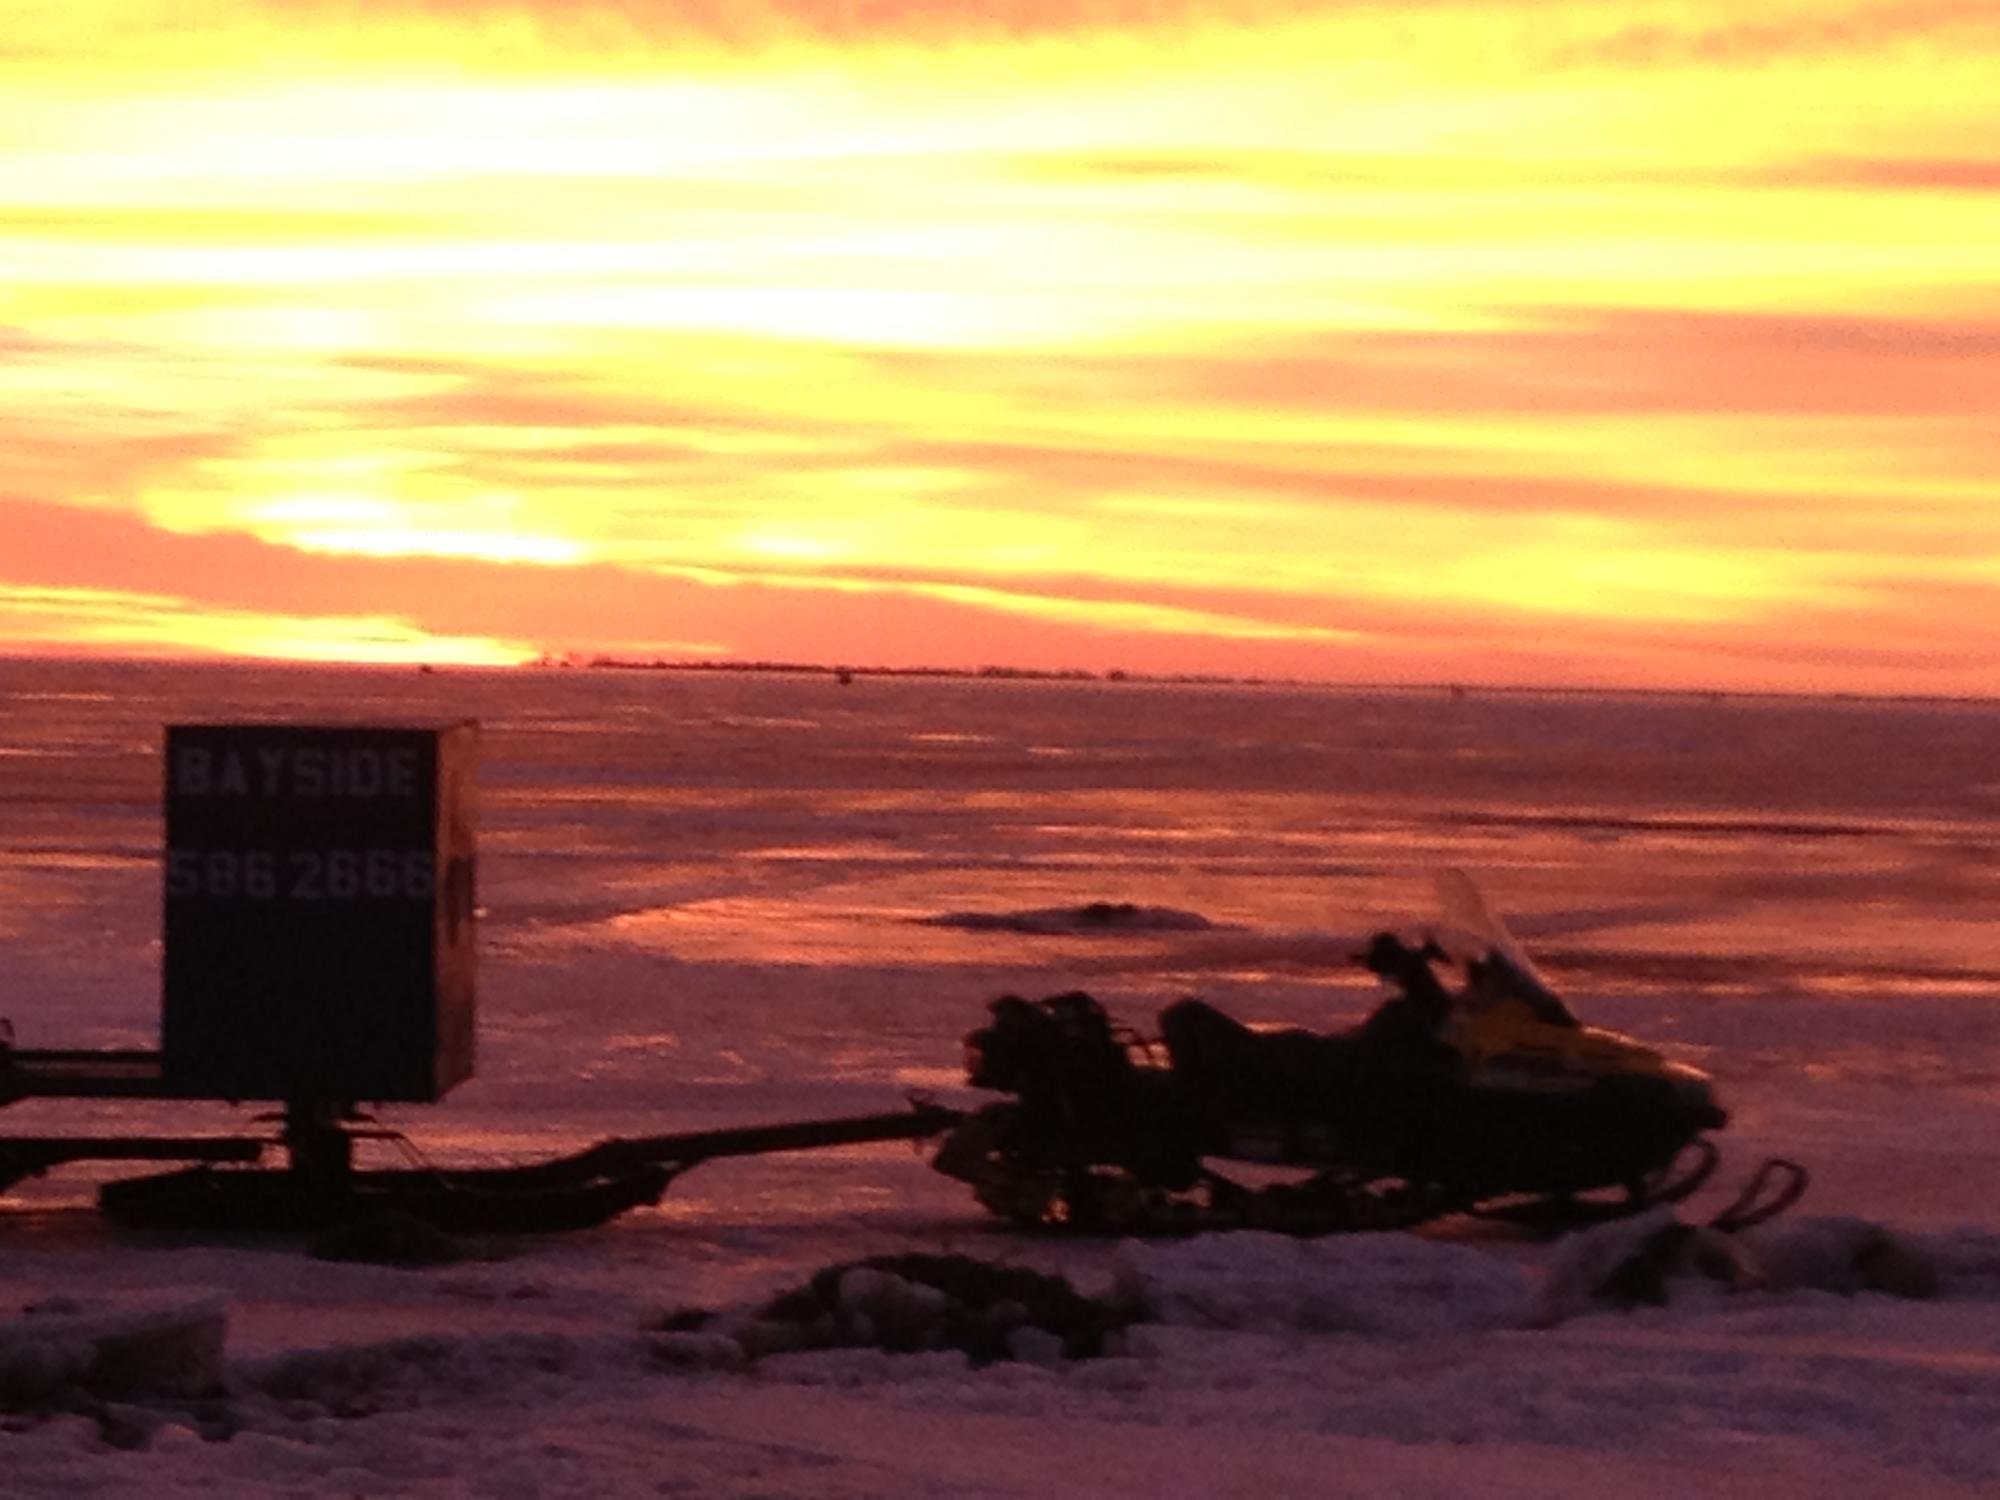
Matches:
[[4, 2, 1997, 691]]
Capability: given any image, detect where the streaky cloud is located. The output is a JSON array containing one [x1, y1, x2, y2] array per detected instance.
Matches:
[[1763, 156, 2000, 191], [1558, 1, 2000, 68]]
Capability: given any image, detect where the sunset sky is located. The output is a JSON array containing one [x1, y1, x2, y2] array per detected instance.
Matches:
[[3, 1, 1996, 692]]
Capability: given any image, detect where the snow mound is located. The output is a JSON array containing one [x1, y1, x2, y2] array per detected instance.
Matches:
[[1113, 1231, 1533, 1337], [653, 1252, 1131, 1368], [1537, 1210, 1951, 1325], [238, 1331, 639, 1419], [1745, 1216, 1944, 1299], [1129, 1217, 1959, 1343], [0, 1290, 231, 1404], [1880, 1225, 2000, 1296]]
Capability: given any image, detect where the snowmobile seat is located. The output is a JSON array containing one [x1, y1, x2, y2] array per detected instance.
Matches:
[[1158, 999, 1365, 1131]]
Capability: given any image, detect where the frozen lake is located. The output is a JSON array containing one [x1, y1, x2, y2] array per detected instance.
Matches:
[[3, 658, 1999, 1496]]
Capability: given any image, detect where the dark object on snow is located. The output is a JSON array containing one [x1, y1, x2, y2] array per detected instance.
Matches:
[[923, 902, 1213, 934], [1526, 1159, 1952, 1324], [0, 1292, 231, 1410], [762, 1252, 1128, 1363], [310, 1209, 463, 1267], [97, 1152, 679, 1236], [1592, 1160, 1816, 1312], [86, 1102, 961, 1237], [1593, 1158, 1814, 1307], [654, 1254, 1131, 1367], [934, 875, 1734, 1237]]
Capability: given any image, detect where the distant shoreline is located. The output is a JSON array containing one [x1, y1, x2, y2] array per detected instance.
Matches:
[[559, 656, 1228, 686], [1, 650, 1996, 706], [534, 656, 2000, 707]]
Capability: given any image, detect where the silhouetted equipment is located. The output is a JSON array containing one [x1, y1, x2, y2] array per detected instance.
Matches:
[[0, 721, 960, 1236], [162, 723, 478, 1103], [0, 734, 1787, 1244], [928, 877, 1773, 1237]]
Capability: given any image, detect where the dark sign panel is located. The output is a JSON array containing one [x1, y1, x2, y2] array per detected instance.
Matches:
[[161, 723, 478, 1103]]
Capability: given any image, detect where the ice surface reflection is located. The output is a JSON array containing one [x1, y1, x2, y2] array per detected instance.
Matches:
[[9, 660, 2000, 1011], [4, 659, 2000, 1221]]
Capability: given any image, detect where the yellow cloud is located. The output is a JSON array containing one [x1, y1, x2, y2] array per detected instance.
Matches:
[[0, 583, 535, 666], [2, 2, 1996, 688], [905, 579, 1358, 644], [143, 476, 591, 568]]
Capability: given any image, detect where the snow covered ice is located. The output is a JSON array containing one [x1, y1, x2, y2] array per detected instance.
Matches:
[[5, 659, 2000, 1496]]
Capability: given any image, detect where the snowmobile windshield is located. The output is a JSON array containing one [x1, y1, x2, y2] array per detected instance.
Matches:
[[1462, 950, 1580, 1027], [1431, 869, 1581, 1027]]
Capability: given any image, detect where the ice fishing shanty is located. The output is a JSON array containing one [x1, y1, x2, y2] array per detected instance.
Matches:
[[162, 724, 479, 1112], [0, 723, 958, 1234]]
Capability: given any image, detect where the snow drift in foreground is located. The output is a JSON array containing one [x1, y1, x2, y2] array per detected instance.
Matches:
[[6, 1217, 2000, 1499]]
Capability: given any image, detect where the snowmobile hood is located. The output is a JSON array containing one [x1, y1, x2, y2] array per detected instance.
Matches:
[[1662, 1058, 1728, 1130], [1441, 1007, 1725, 1119]]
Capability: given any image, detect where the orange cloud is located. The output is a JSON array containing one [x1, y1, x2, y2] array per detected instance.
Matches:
[[0, 583, 534, 666], [2, 1, 1997, 691]]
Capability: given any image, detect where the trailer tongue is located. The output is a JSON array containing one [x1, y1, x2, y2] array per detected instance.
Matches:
[[89, 1100, 966, 1235], [0, 1042, 961, 1234]]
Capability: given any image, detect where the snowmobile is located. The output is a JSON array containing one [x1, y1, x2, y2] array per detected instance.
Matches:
[[932, 873, 1736, 1236]]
